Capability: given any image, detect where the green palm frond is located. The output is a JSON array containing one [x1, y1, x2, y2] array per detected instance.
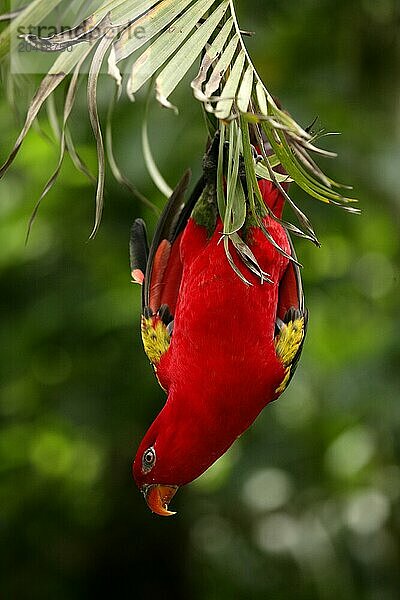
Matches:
[[0, 0, 358, 274]]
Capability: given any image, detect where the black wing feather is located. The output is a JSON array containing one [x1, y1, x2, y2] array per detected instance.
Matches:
[[129, 218, 149, 276]]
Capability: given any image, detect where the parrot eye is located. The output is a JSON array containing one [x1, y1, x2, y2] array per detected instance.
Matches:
[[142, 447, 156, 473]]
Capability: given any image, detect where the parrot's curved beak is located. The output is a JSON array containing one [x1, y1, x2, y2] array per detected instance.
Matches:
[[143, 484, 178, 516]]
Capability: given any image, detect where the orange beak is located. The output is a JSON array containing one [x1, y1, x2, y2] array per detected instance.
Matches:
[[143, 484, 178, 516]]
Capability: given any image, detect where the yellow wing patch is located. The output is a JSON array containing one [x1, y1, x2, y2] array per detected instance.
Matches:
[[275, 316, 305, 394], [141, 316, 171, 366]]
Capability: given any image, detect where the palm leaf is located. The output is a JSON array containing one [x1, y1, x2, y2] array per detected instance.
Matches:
[[127, 0, 219, 97], [25, 46, 93, 243], [0, 0, 357, 279], [191, 17, 233, 100], [113, 0, 193, 63], [214, 49, 245, 119], [204, 34, 239, 99], [87, 33, 117, 238], [155, 1, 229, 111]]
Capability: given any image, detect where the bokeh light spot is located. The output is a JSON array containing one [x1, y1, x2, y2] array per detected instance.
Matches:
[[325, 425, 375, 479], [242, 468, 293, 512], [31, 430, 74, 477], [344, 489, 390, 535], [256, 513, 299, 554]]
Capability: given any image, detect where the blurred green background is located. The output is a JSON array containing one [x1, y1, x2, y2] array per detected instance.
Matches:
[[1, 0, 399, 598]]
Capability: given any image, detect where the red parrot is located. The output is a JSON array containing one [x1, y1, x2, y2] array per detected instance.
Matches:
[[130, 137, 307, 516]]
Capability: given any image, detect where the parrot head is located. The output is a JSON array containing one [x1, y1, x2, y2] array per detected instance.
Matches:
[[133, 400, 229, 517], [132, 418, 179, 517]]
